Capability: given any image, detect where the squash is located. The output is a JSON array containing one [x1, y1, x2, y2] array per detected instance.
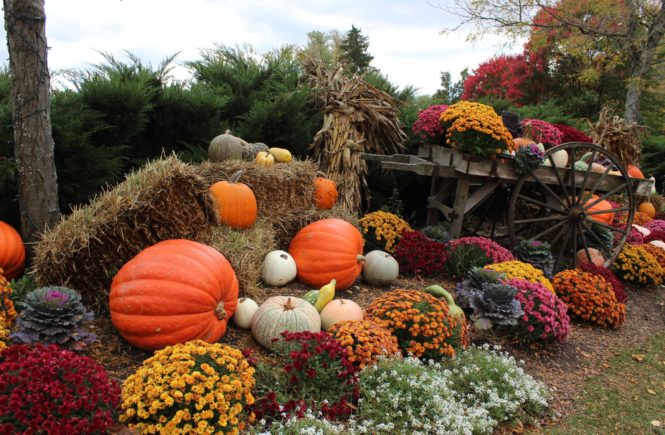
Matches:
[[262, 250, 297, 287], [288, 219, 365, 290], [233, 297, 259, 329], [638, 202, 656, 219], [320, 299, 364, 330], [251, 296, 321, 349], [576, 248, 604, 267], [362, 250, 399, 286], [627, 164, 645, 179], [590, 163, 607, 173], [314, 172, 338, 210], [208, 130, 244, 162], [109, 239, 239, 350], [314, 279, 336, 312], [0, 221, 25, 280], [268, 147, 292, 163], [242, 142, 269, 160], [543, 148, 568, 168], [302, 289, 319, 305], [424, 285, 465, 322], [210, 170, 257, 229], [574, 160, 589, 171], [255, 151, 275, 168]]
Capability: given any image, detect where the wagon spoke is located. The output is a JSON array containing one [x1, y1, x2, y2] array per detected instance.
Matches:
[[576, 221, 594, 265], [578, 220, 614, 259], [530, 172, 569, 210], [585, 165, 612, 199], [575, 150, 597, 205], [582, 183, 628, 210], [513, 215, 567, 225], [528, 218, 569, 242], [553, 228, 572, 272], [547, 154, 571, 207], [516, 194, 566, 214]]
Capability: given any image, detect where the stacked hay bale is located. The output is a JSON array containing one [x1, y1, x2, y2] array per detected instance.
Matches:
[[33, 155, 357, 311]]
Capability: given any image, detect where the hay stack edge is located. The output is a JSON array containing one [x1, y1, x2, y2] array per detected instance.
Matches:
[[32, 155, 356, 312]]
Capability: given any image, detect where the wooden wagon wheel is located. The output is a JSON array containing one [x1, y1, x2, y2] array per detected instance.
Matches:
[[508, 142, 635, 272]]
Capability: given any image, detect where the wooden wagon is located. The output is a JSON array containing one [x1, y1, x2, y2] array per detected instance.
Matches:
[[363, 142, 654, 271]]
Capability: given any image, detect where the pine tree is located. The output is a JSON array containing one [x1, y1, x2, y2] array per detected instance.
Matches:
[[339, 25, 373, 75]]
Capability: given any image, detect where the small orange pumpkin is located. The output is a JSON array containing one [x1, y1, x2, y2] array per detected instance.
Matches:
[[210, 170, 257, 229], [289, 219, 364, 291], [512, 137, 536, 148], [627, 164, 645, 179], [109, 239, 239, 350], [0, 221, 25, 280], [638, 201, 656, 219], [314, 172, 338, 210], [576, 248, 604, 267], [584, 195, 614, 225]]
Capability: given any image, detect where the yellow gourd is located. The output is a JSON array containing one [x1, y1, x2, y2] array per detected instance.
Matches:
[[269, 147, 293, 163], [314, 279, 336, 312], [255, 151, 274, 167]]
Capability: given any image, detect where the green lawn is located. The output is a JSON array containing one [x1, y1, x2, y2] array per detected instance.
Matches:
[[540, 332, 665, 435]]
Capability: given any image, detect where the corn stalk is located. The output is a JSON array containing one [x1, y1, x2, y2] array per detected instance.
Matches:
[[303, 57, 407, 213], [587, 107, 647, 166]]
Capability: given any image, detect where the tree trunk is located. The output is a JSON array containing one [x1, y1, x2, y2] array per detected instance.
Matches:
[[3, 0, 60, 252], [623, 0, 665, 123]]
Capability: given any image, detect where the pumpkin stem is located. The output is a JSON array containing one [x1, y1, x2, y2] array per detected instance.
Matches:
[[229, 169, 246, 183], [284, 297, 295, 311], [316, 171, 327, 178], [215, 301, 227, 320]]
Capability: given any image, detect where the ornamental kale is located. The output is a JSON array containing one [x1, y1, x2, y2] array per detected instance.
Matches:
[[513, 240, 555, 278], [454, 266, 506, 309], [514, 143, 546, 175], [469, 282, 524, 330]]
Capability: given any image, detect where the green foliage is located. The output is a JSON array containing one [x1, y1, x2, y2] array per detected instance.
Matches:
[[433, 69, 466, 104], [9, 273, 37, 311], [642, 134, 665, 186], [339, 25, 374, 75], [446, 244, 492, 279]]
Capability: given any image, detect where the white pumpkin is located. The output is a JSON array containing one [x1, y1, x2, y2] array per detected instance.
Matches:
[[649, 240, 665, 251], [262, 250, 297, 287], [362, 250, 399, 286], [632, 224, 651, 237], [543, 148, 568, 168], [233, 297, 259, 329], [320, 299, 364, 330], [251, 296, 321, 349]]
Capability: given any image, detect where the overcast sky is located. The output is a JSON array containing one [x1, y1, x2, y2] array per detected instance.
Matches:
[[0, 0, 522, 95]]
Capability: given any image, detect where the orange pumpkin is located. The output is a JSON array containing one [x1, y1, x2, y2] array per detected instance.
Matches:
[[584, 195, 614, 225], [638, 202, 656, 219], [289, 218, 364, 291], [210, 170, 257, 229], [627, 164, 644, 179], [512, 137, 536, 148], [109, 239, 239, 350], [0, 221, 25, 280], [314, 172, 338, 210]]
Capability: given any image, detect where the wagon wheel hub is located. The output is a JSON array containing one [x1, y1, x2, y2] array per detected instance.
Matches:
[[569, 206, 586, 222]]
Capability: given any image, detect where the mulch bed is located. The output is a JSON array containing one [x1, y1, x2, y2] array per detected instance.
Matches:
[[85, 275, 665, 432]]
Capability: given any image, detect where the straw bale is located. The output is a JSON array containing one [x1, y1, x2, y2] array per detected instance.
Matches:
[[202, 217, 276, 301], [32, 156, 218, 311], [194, 159, 318, 220]]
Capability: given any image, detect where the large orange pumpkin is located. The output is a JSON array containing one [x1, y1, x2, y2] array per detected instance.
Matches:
[[584, 195, 614, 225], [638, 201, 656, 219], [0, 221, 25, 280], [210, 170, 257, 229], [289, 219, 364, 291], [314, 173, 338, 210], [109, 239, 239, 350], [627, 164, 644, 179]]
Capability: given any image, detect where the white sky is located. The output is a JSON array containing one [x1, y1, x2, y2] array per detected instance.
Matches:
[[0, 0, 522, 95]]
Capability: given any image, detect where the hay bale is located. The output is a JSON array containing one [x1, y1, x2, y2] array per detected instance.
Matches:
[[202, 217, 276, 302], [194, 160, 318, 220], [32, 156, 218, 311]]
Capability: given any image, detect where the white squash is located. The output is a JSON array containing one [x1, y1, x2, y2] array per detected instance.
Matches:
[[543, 148, 568, 168], [362, 250, 399, 286], [262, 250, 297, 286], [233, 297, 259, 329], [320, 299, 364, 330], [251, 296, 321, 349]]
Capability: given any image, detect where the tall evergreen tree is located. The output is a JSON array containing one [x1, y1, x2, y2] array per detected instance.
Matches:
[[339, 25, 374, 75]]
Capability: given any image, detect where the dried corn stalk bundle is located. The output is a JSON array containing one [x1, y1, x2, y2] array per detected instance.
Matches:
[[587, 107, 647, 165], [303, 57, 407, 212]]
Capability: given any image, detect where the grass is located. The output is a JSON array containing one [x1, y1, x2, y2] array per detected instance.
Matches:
[[540, 332, 665, 435]]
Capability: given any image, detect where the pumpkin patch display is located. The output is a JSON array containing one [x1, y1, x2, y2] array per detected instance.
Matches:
[[251, 296, 321, 349], [362, 250, 399, 286], [313, 172, 338, 210], [288, 218, 365, 290], [208, 130, 244, 162], [262, 250, 297, 287], [209, 170, 258, 229], [0, 221, 25, 280], [109, 239, 239, 350]]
